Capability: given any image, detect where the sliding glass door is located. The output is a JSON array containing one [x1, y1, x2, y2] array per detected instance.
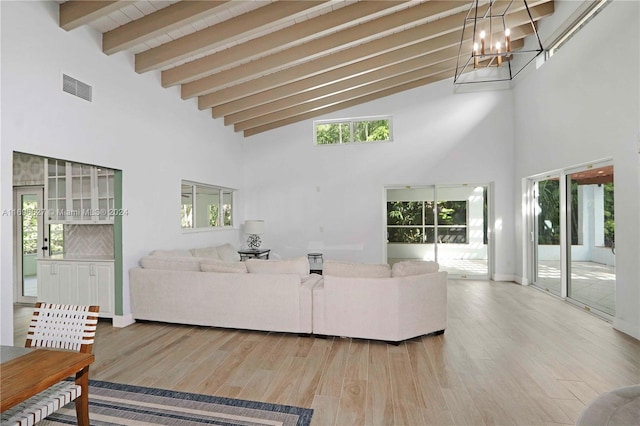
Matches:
[[566, 165, 615, 316], [529, 161, 615, 318], [386, 184, 489, 278]]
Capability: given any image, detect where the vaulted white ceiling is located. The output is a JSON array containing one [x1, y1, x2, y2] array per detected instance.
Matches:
[[58, 0, 555, 137]]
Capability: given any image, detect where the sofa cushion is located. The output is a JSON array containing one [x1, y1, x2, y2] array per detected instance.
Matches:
[[323, 260, 391, 278], [217, 243, 241, 261], [200, 259, 248, 274], [245, 257, 310, 281], [190, 247, 221, 259], [391, 260, 439, 277], [149, 249, 193, 258], [140, 255, 201, 271]]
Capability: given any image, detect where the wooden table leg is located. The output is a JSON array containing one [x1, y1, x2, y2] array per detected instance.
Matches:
[[75, 367, 90, 426]]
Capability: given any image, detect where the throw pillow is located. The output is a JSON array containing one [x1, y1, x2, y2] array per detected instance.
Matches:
[[391, 260, 439, 277], [216, 243, 241, 262], [323, 260, 391, 278], [245, 257, 310, 281], [139, 255, 201, 271], [190, 247, 221, 259], [200, 259, 248, 274]]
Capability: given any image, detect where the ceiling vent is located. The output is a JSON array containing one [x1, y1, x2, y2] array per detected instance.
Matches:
[[62, 74, 92, 102]]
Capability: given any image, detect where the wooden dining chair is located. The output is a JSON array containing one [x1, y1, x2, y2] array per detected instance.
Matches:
[[1, 303, 99, 426]]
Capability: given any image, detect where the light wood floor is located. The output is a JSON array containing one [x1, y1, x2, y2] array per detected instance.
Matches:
[[13, 279, 640, 426]]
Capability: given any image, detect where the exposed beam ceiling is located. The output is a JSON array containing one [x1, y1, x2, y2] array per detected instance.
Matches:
[[59, 0, 555, 138]]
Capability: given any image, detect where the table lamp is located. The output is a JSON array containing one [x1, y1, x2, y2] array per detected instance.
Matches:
[[244, 220, 265, 249]]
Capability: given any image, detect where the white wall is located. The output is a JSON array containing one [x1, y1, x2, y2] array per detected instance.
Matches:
[[1, 1, 245, 344], [242, 78, 516, 279], [513, 1, 640, 338]]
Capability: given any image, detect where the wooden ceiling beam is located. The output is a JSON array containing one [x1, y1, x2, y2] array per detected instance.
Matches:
[[235, 59, 460, 132], [242, 69, 457, 138], [198, 1, 554, 108], [103, 1, 231, 55], [231, 38, 527, 131], [59, 0, 127, 31], [225, 45, 463, 127], [181, 1, 469, 99], [210, 14, 543, 118], [134, 1, 328, 73], [161, 1, 409, 88]]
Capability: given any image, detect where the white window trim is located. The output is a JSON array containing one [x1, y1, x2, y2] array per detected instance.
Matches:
[[546, 0, 611, 59], [180, 180, 236, 233]]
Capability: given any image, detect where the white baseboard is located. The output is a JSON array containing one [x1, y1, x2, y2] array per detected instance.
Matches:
[[492, 273, 516, 282], [514, 276, 529, 285], [613, 318, 640, 340], [112, 313, 135, 328]]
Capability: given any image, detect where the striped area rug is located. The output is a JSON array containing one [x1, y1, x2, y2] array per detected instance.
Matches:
[[40, 380, 313, 425]]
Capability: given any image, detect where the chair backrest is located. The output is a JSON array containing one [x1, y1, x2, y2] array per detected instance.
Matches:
[[26, 302, 100, 354]]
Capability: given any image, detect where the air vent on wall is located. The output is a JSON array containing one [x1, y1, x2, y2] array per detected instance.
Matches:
[[62, 74, 92, 102]]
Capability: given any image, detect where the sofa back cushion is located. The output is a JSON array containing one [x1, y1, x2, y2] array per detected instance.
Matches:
[[140, 255, 201, 271], [323, 260, 391, 278], [149, 249, 193, 258], [217, 243, 241, 261], [245, 257, 310, 281], [190, 247, 221, 259], [391, 260, 439, 277], [200, 259, 248, 273]]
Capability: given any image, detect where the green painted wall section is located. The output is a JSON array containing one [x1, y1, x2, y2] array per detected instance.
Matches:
[[114, 170, 123, 316]]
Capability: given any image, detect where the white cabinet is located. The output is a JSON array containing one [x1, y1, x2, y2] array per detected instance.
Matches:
[[45, 159, 115, 224], [37, 260, 115, 318]]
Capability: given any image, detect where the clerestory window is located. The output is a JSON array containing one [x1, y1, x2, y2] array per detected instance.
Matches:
[[314, 116, 392, 145]]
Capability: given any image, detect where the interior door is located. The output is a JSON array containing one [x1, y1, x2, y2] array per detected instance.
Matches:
[[14, 187, 44, 303]]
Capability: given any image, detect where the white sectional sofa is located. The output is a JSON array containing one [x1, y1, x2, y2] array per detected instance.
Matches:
[[129, 244, 447, 343], [313, 260, 448, 343], [130, 245, 319, 334]]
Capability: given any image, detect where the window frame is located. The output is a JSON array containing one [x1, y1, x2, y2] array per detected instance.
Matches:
[[180, 180, 235, 232], [386, 200, 469, 244], [314, 115, 393, 145]]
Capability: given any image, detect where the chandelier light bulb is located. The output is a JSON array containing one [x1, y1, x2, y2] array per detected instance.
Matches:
[[479, 30, 486, 55], [505, 28, 510, 37], [505, 28, 511, 53]]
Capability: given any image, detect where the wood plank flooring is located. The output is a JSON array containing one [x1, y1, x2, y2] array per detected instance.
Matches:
[[13, 279, 640, 425]]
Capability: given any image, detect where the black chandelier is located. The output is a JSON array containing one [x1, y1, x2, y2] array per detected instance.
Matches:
[[454, 0, 544, 85]]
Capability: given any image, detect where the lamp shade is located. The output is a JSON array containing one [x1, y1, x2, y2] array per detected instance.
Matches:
[[244, 220, 265, 235]]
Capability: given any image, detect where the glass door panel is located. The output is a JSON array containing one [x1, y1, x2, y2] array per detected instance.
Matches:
[[15, 188, 44, 303], [566, 165, 615, 315], [386, 187, 436, 265], [436, 186, 488, 278], [533, 178, 562, 295]]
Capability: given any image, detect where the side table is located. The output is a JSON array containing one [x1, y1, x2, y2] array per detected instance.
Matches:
[[238, 248, 270, 261], [308, 252, 323, 275]]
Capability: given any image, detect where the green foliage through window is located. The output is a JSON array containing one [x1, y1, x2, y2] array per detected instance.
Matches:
[[315, 117, 391, 145], [387, 200, 468, 244]]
